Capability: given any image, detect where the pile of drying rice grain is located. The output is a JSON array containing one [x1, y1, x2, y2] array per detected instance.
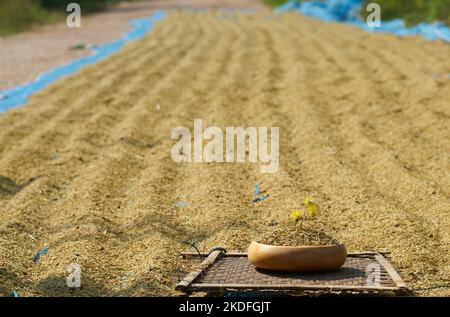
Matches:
[[258, 224, 340, 246]]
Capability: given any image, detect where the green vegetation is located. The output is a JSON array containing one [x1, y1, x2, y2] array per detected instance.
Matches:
[[362, 0, 450, 26], [1, 0, 448, 36], [261, 0, 449, 26], [0, 0, 129, 36], [40, 0, 122, 11], [261, 0, 292, 8], [0, 0, 59, 36]]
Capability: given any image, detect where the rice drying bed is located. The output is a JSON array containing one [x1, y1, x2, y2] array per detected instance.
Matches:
[[0, 11, 449, 296]]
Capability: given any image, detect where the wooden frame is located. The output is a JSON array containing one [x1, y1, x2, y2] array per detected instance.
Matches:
[[176, 251, 411, 296]]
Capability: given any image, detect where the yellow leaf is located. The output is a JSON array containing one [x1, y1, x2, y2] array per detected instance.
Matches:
[[303, 196, 314, 206], [307, 203, 318, 217], [290, 210, 303, 221]]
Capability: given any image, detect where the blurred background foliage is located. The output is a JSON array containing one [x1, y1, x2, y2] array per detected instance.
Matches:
[[0, 0, 127, 36], [361, 0, 450, 26], [1, 0, 449, 36], [262, 0, 293, 7], [40, 0, 123, 11], [263, 0, 449, 25]]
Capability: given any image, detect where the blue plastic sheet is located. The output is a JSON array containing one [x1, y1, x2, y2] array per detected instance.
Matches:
[[252, 183, 269, 203], [0, 11, 166, 112], [276, 0, 450, 42], [32, 246, 49, 262]]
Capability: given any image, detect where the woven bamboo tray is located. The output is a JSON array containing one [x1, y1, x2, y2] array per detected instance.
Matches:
[[176, 250, 411, 296]]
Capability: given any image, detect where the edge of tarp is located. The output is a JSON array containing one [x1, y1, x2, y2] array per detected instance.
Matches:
[[276, 0, 450, 43], [0, 10, 166, 112]]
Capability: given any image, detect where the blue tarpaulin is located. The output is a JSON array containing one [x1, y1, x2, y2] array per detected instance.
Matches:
[[0, 11, 166, 112], [277, 0, 450, 42]]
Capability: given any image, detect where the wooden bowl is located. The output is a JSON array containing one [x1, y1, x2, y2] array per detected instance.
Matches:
[[248, 241, 347, 272]]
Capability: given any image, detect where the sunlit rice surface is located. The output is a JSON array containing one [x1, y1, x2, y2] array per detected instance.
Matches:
[[0, 11, 449, 296]]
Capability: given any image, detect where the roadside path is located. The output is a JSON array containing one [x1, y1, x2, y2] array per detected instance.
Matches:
[[0, 0, 265, 89]]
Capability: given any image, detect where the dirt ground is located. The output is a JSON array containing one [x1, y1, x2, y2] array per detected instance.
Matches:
[[0, 10, 449, 297], [0, 0, 266, 89]]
